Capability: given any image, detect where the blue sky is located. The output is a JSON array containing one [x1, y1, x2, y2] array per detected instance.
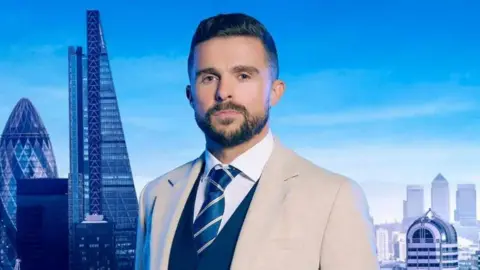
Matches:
[[1, 1, 479, 223]]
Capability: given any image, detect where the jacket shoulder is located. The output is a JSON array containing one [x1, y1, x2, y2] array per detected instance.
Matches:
[[283, 147, 368, 207], [138, 158, 199, 206], [286, 148, 353, 187]]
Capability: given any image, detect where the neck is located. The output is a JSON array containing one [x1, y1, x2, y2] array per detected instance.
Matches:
[[206, 127, 270, 164]]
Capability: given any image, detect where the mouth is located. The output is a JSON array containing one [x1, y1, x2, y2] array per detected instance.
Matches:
[[213, 110, 242, 117]]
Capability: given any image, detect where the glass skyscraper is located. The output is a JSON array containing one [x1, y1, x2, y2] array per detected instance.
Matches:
[[69, 10, 139, 269], [0, 98, 59, 270], [454, 184, 477, 226], [68, 46, 86, 270]]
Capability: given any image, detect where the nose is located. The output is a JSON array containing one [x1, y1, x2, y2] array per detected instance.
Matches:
[[215, 78, 233, 102]]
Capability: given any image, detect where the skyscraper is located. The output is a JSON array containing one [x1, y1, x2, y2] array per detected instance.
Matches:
[[431, 173, 450, 222], [0, 98, 59, 270], [455, 184, 477, 226], [402, 185, 424, 231], [69, 10, 139, 269], [68, 46, 86, 270], [376, 228, 390, 261], [406, 209, 459, 269], [16, 178, 68, 269], [74, 214, 116, 270]]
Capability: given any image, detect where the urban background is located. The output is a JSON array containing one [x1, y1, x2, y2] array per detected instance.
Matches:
[[0, 2, 478, 270]]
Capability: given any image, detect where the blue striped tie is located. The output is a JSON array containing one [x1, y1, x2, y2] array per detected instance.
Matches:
[[193, 165, 241, 255]]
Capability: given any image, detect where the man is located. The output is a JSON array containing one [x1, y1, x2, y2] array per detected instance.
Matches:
[[135, 13, 379, 270]]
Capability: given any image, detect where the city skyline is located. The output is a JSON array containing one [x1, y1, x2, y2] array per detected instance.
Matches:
[[1, 2, 480, 223]]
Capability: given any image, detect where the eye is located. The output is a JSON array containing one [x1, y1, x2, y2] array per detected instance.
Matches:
[[201, 75, 218, 84], [238, 73, 251, 80]]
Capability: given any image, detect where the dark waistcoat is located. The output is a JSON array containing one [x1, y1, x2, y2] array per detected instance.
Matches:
[[169, 172, 258, 270]]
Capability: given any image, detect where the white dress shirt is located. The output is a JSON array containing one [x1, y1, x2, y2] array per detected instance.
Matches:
[[194, 130, 274, 231]]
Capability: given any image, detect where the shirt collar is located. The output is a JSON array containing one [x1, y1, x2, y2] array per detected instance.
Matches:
[[203, 130, 274, 182]]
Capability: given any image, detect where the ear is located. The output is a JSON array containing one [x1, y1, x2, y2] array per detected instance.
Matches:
[[269, 79, 286, 107], [186, 85, 194, 108]]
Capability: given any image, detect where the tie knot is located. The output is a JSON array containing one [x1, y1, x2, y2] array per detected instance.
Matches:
[[206, 165, 240, 193]]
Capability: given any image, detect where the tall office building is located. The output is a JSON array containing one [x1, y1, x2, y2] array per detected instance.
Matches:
[[431, 173, 450, 222], [0, 98, 59, 270], [69, 10, 139, 269], [403, 185, 425, 231], [406, 209, 458, 269], [392, 232, 406, 262], [16, 178, 68, 270], [376, 228, 390, 261], [74, 214, 116, 270], [455, 184, 477, 226], [68, 46, 86, 270]]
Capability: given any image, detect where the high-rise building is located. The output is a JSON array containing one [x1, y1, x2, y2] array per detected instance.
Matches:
[[69, 10, 139, 269], [431, 173, 450, 222], [403, 185, 424, 231], [376, 228, 390, 261], [16, 178, 68, 270], [392, 232, 406, 262], [0, 98, 59, 270], [68, 45, 86, 270], [455, 184, 477, 226], [406, 209, 459, 269], [74, 214, 116, 270]]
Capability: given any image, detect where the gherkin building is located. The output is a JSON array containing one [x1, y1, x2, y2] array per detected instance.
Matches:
[[0, 98, 58, 270]]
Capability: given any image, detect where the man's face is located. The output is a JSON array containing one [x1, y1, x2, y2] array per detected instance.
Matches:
[[187, 36, 284, 147]]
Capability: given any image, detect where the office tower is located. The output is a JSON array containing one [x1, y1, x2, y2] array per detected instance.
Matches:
[[16, 178, 68, 270], [376, 228, 390, 261], [402, 185, 424, 231], [68, 45, 86, 270], [74, 214, 116, 270], [87, 10, 139, 268], [455, 184, 477, 226], [0, 98, 59, 270], [392, 232, 406, 262], [431, 173, 450, 222], [69, 10, 139, 269], [406, 209, 458, 269]]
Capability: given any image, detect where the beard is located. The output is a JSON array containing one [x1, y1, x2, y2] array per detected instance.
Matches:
[[195, 101, 269, 148]]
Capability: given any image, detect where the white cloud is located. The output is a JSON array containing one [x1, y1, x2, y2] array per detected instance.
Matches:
[[277, 99, 476, 126], [111, 55, 187, 87], [122, 116, 178, 133]]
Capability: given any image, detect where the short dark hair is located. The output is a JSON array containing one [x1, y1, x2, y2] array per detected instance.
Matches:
[[187, 13, 279, 80]]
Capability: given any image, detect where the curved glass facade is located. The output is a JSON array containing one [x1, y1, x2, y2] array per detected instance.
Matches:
[[0, 98, 58, 270], [410, 212, 458, 244]]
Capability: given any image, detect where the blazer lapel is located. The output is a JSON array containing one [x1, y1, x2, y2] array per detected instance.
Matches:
[[150, 155, 204, 270], [231, 139, 299, 269]]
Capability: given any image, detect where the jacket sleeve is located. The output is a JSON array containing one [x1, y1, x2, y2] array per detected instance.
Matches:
[[135, 185, 148, 270], [320, 179, 380, 270]]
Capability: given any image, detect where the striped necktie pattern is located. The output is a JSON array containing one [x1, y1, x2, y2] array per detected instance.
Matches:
[[193, 165, 241, 255]]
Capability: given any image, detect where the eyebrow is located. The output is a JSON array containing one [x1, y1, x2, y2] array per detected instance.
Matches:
[[195, 65, 260, 78], [231, 65, 260, 75], [195, 67, 220, 78]]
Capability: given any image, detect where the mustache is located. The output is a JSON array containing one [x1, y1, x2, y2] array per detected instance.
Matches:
[[207, 102, 247, 115]]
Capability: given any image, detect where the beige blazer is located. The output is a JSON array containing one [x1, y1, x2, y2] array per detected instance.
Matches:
[[135, 139, 380, 270]]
